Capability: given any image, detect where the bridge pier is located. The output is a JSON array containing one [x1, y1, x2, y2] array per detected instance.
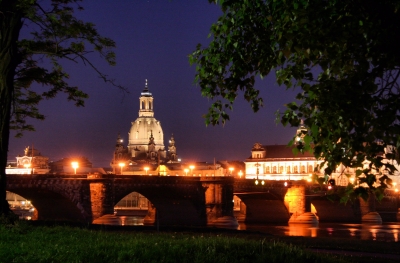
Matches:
[[203, 178, 238, 228], [360, 194, 382, 224], [89, 180, 117, 224], [286, 185, 318, 225]]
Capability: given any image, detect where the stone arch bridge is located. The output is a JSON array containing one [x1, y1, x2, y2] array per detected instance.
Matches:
[[234, 179, 400, 224], [6, 174, 400, 225], [6, 174, 236, 226]]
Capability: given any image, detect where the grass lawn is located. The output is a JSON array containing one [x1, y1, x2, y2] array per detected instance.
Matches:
[[0, 220, 399, 263]]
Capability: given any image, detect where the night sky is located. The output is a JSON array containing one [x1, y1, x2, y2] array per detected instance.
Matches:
[[8, 0, 298, 167]]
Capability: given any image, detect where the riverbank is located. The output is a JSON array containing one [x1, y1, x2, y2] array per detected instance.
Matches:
[[0, 220, 399, 263]]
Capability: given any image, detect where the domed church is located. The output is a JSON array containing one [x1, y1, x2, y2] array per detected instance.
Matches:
[[128, 79, 166, 159], [111, 80, 179, 173]]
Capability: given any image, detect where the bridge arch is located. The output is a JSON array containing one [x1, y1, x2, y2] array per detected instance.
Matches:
[[6, 188, 85, 222], [6, 191, 37, 220], [114, 191, 150, 225], [113, 180, 207, 226], [310, 196, 360, 222], [233, 192, 290, 224]]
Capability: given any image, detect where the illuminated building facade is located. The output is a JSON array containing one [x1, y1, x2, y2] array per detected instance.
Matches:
[[245, 143, 320, 181], [6, 146, 50, 174], [245, 120, 400, 191]]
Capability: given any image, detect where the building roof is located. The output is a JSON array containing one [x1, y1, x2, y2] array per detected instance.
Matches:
[[250, 144, 315, 159]]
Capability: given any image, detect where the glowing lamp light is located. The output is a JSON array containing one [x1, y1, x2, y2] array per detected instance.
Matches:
[[284, 181, 288, 187], [328, 185, 332, 190], [144, 167, 149, 175], [261, 180, 265, 185], [229, 167, 234, 176], [184, 168, 189, 176], [119, 163, 125, 174], [307, 173, 312, 182], [189, 165, 195, 176], [238, 170, 243, 178], [255, 179, 259, 185], [71, 162, 79, 174]]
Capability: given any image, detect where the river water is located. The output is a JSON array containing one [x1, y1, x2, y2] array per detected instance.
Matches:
[[118, 216, 400, 242], [238, 222, 400, 242]]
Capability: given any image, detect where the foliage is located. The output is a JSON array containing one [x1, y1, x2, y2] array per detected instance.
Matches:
[[190, 0, 400, 201], [0, 0, 121, 215], [10, 0, 122, 136]]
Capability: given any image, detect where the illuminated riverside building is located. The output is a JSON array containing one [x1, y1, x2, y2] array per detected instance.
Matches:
[[245, 135, 400, 191], [244, 143, 321, 181], [6, 146, 50, 174]]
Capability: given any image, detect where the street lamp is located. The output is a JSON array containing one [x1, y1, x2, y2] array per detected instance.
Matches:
[[184, 168, 189, 176], [349, 176, 355, 184], [189, 165, 195, 176], [71, 162, 79, 174], [119, 163, 125, 174], [238, 170, 243, 178], [307, 173, 312, 182], [229, 167, 234, 176], [144, 167, 149, 175]]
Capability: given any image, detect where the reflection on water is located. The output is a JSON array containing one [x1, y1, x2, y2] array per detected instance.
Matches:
[[117, 215, 399, 242], [119, 216, 144, 226], [239, 222, 400, 242]]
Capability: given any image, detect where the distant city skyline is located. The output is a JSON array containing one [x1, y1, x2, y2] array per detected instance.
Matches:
[[8, 0, 298, 167]]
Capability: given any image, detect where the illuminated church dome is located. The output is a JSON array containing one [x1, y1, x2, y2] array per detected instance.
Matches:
[[111, 80, 180, 173], [127, 80, 165, 159]]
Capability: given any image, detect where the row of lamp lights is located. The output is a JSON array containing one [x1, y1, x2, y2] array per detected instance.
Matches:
[[73, 160, 400, 192], [71, 161, 149, 175], [116, 164, 242, 177], [254, 162, 291, 186], [119, 162, 150, 175]]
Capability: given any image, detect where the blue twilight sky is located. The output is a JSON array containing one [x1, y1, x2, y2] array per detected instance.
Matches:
[[8, 0, 298, 167]]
